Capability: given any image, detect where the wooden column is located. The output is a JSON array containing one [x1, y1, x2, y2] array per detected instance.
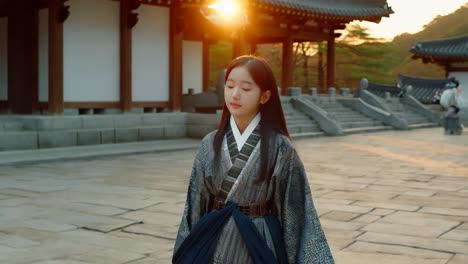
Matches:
[[8, 0, 38, 114], [48, 0, 64, 114], [202, 40, 210, 92], [232, 30, 249, 58], [281, 36, 293, 95], [119, 0, 133, 113], [326, 28, 335, 91], [250, 41, 258, 55], [169, 3, 183, 111]]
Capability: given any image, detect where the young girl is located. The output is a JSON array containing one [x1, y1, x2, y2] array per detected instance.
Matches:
[[173, 55, 334, 264]]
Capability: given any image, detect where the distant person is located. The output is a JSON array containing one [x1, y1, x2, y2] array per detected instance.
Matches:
[[440, 80, 463, 135], [432, 89, 441, 104], [441, 80, 460, 115], [173, 55, 334, 263]]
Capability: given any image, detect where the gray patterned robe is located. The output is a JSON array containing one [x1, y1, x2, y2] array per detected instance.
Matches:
[[174, 130, 334, 263]]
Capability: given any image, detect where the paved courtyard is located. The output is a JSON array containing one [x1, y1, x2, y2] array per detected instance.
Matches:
[[0, 127, 467, 264]]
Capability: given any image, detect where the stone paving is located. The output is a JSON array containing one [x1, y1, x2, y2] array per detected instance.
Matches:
[[0, 127, 467, 264]]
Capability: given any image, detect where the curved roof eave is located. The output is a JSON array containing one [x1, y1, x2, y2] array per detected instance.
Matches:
[[410, 35, 468, 61], [254, 0, 393, 22]]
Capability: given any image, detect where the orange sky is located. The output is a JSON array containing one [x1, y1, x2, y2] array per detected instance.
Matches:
[[355, 0, 467, 40]]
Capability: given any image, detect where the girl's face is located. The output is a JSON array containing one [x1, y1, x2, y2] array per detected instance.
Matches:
[[224, 66, 270, 123]]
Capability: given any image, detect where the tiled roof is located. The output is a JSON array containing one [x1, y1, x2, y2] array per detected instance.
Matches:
[[410, 35, 468, 61], [398, 74, 457, 104], [254, 0, 393, 20]]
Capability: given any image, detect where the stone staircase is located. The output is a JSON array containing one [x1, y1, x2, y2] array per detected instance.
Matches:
[[310, 96, 391, 134], [386, 99, 437, 128], [281, 98, 324, 138]]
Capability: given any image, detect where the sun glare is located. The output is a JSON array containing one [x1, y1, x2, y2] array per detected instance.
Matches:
[[208, 0, 241, 18]]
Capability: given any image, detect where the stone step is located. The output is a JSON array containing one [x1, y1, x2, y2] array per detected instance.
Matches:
[[285, 117, 313, 122], [0, 125, 187, 151], [0, 131, 38, 150], [343, 125, 392, 134], [290, 131, 325, 139], [340, 121, 384, 129], [0, 120, 23, 131], [333, 114, 374, 120], [287, 124, 322, 134], [408, 123, 438, 129]]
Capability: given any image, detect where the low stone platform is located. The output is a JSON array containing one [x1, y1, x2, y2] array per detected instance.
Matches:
[[0, 127, 467, 263]]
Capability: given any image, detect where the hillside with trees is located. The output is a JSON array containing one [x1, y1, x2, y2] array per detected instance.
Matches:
[[208, 4, 468, 92]]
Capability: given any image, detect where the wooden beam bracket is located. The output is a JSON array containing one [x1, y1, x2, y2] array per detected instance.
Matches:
[[59, 0, 70, 23], [127, 0, 140, 28]]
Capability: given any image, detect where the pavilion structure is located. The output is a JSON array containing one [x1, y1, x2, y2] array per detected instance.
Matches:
[[0, 0, 392, 115], [410, 35, 468, 82]]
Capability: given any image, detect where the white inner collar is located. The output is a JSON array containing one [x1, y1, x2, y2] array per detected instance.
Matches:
[[230, 113, 261, 151]]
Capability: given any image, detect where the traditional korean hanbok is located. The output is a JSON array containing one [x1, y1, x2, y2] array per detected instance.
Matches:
[[173, 113, 334, 264]]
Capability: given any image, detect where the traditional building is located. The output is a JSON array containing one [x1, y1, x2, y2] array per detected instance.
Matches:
[[0, 0, 392, 115], [410, 35, 468, 85]]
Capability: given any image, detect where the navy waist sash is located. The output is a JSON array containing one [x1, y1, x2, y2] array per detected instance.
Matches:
[[172, 202, 288, 264]]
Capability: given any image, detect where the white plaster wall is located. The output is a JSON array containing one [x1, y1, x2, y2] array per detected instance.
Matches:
[[0, 17, 7, 100], [183, 41, 203, 95], [64, 0, 119, 101], [132, 5, 169, 101], [38, 9, 49, 102]]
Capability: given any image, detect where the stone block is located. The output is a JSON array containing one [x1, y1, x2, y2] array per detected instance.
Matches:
[[186, 113, 220, 126], [419, 207, 468, 217], [309, 87, 317, 96], [362, 222, 453, 238], [320, 219, 366, 231], [287, 87, 302, 96], [322, 211, 360, 221], [187, 125, 215, 139], [351, 214, 381, 223], [139, 127, 164, 141], [41, 116, 83, 131], [345, 241, 452, 260], [141, 114, 167, 126], [63, 108, 80, 115], [115, 128, 139, 143], [315, 203, 373, 214], [2, 121, 22, 131], [379, 211, 460, 228], [328, 87, 336, 96], [131, 108, 144, 113], [440, 228, 468, 241], [77, 130, 101, 146], [38, 131, 77, 148], [82, 116, 114, 129], [101, 129, 115, 144], [322, 190, 396, 202], [0, 132, 38, 151], [352, 201, 420, 211], [369, 208, 395, 216], [20, 116, 82, 131], [340, 88, 350, 95], [113, 115, 142, 128], [448, 254, 468, 264], [164, 125, 186, 139], [164, 113, 186, 125], [333, 251, 447, 264], [357, 232, 468, 254], [103, 108, 122, 114]]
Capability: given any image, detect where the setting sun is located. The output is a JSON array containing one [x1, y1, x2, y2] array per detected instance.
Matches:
[[208, 0, 241, 18]]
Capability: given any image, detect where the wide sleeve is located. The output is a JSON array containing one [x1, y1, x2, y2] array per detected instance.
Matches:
[[173, 141, 211, 254], [276, 146, 334, 264]]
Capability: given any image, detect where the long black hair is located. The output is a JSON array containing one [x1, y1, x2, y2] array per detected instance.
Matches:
[[213, 55, 289, 183]]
